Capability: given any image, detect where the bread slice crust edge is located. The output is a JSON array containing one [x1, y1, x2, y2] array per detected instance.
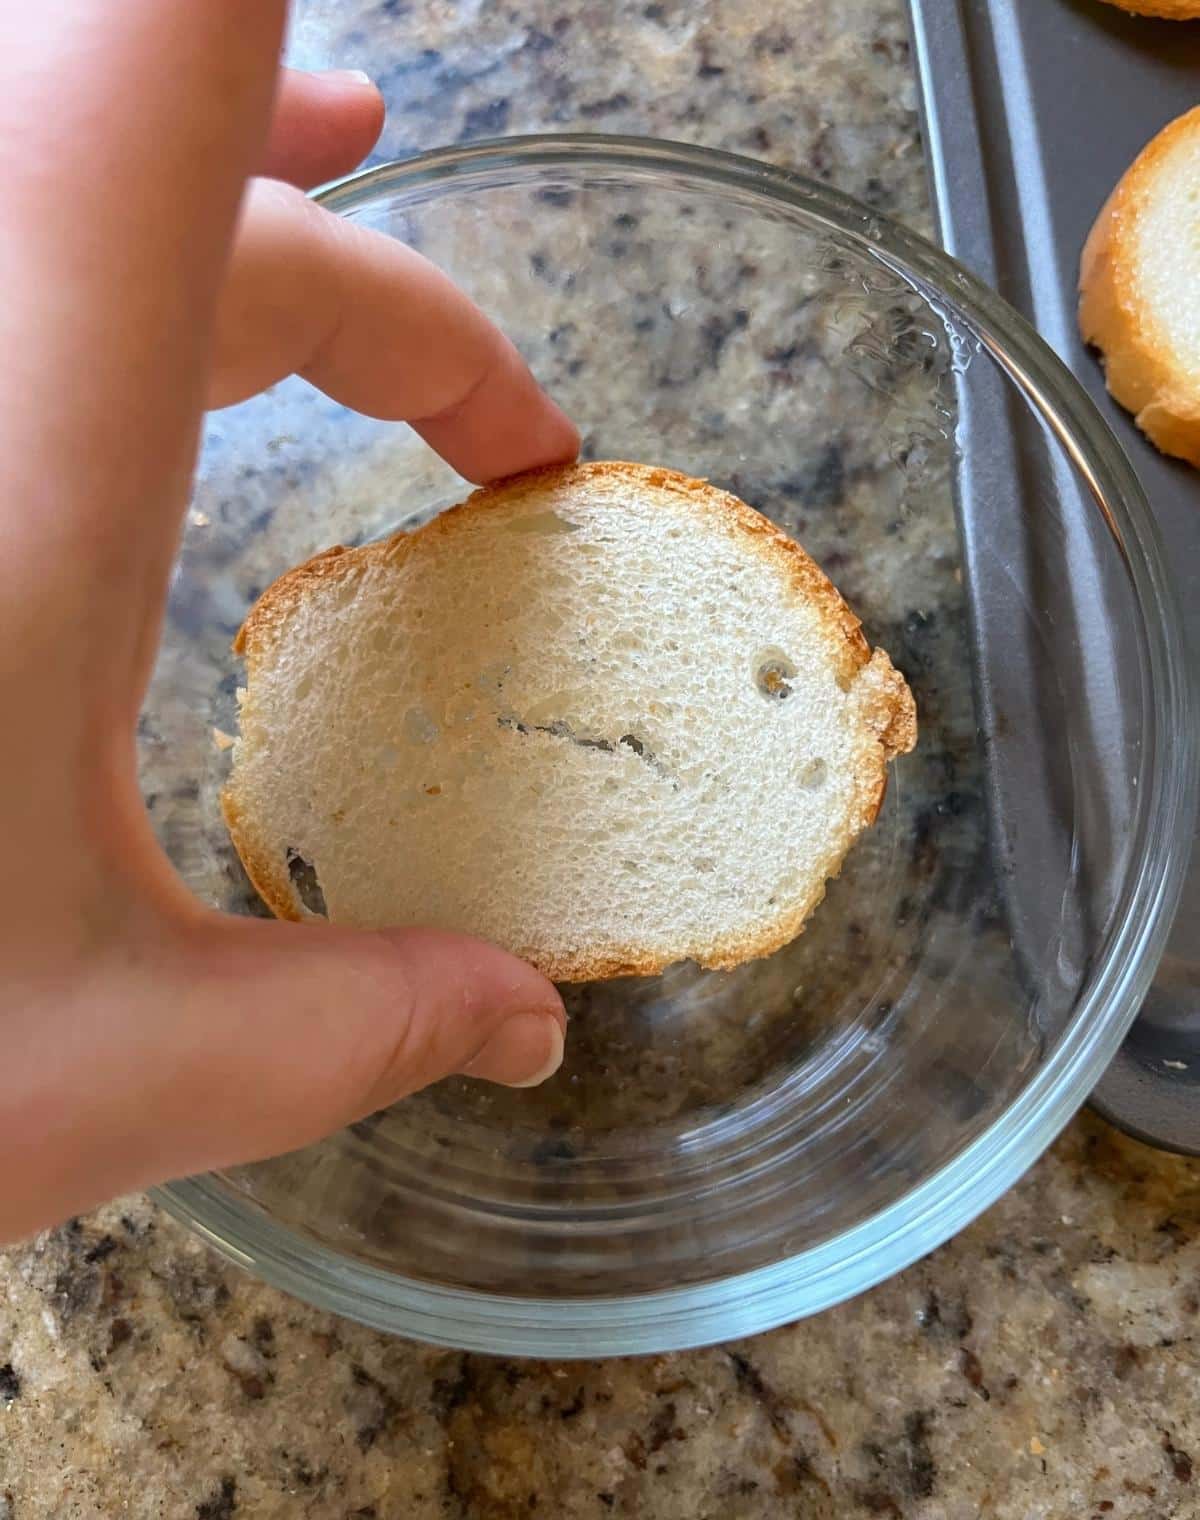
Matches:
[[1095, 0, 1200, 17]]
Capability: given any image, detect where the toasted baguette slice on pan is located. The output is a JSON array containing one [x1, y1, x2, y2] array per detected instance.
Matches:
[[1081, 105, 1200, 466]]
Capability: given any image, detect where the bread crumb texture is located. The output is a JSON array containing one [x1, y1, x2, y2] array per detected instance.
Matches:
[[1080, 104, 1200, 465], [223, 462, 916, 980]]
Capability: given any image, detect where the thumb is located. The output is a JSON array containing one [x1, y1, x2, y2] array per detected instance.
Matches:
[[9, 911, 567, 1238], [4, 911, 567, 1242], [150, 914, 568, 1172]]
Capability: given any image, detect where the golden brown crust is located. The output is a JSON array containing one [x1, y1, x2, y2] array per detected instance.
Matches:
[[219, 792, 305, 923], [233, 544, 353, 659], [1095, 0, 1200, 14], [1079, 106, 1200, 467], [225, 460, 917, 981], [530, 877, 832, 981]]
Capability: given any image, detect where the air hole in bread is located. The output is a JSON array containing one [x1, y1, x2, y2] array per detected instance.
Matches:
[[694, 856, 716, 874], [754, 649, 797, 700], [496, 716, 676, 782], [800, 757, 828, 789], [295, 673, 313, 702], [285, 848, 327, 917]]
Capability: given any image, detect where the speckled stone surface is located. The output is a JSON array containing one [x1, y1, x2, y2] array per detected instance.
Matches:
[[3, 2, 1198, 1517], [2, 1118, 1199, 1517]]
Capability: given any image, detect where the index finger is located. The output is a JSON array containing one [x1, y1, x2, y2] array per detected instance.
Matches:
[[260, 67, 385, 189], [211, 179, 580, 483]]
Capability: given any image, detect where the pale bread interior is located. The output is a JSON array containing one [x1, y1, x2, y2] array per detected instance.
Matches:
[[1132, 124, 1200, 380], [223, 462, 916, 980]]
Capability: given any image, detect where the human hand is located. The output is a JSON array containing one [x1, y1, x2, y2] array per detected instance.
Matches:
[[0, 3, 577, 1242]]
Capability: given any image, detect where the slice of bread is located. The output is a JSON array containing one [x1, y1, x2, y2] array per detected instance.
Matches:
[[222, 462, 916, 981], [1080, 106, 1200, 466], [1096, 0, 1200, 15]]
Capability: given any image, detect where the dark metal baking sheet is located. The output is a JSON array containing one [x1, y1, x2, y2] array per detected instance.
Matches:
[[907, 0, 1200, 1152]]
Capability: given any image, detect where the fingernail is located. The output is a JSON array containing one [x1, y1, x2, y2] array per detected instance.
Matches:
[[318, 68, 375, 89], [461, 1011, 565, 1088]]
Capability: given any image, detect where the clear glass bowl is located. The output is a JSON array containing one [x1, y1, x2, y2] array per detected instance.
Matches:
[[147, 137, 1194, 1354]]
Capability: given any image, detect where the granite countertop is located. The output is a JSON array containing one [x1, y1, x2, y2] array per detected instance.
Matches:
[[3, 2, 1199, 1516]]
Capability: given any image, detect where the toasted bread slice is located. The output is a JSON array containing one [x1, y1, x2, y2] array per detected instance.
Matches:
[[1080, 106, 1200, 465], [1096, 0, 1200, 16], [222, 462, 916, 981]]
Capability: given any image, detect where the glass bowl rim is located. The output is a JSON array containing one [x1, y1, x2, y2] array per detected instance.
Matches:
[[156, 133, 1197, 1356]]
